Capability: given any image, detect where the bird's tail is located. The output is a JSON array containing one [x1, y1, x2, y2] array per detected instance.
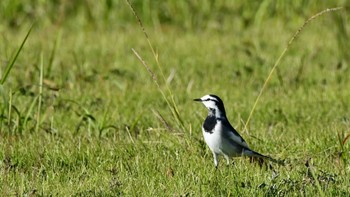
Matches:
[[244, 149, 284, 165]]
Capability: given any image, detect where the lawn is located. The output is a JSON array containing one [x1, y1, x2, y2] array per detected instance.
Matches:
[[1, 1, 350, 196]]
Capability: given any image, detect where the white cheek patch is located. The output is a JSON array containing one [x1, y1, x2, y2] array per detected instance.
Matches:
[[204, 101, 217, 109]]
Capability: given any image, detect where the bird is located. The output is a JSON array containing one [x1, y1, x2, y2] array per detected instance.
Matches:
[[194, 94, 281, 167]]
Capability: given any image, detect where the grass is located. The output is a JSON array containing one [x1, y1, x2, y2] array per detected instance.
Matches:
[[1, 1, 350, 196]]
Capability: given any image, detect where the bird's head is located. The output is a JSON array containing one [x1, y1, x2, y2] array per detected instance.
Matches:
[[194, 94, 226, 117]]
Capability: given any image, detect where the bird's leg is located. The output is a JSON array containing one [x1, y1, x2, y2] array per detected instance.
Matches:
[[212, 152, 219, 168], [223, 154, 230, 166]]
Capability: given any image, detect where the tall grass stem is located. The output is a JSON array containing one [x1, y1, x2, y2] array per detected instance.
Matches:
[[126, 0, 185, 131], [243, 7, 343, 133], [0, 24, 33, 85], [36, 53, 44, 132]]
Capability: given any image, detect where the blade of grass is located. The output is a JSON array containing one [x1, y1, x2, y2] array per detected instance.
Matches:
[[7, 89, 12, 126], [10, 105, 21, 134], [126, 0, 185, 131], [23, 96, 39, 133], [243, 7, 343, 133], [47, 30, 62, 78], [309, 165, 325, 197], [343, 133, 350, 146], [131, 48, 177, 120], [0, 24, 33, 85], [36, 53, 44, 132]]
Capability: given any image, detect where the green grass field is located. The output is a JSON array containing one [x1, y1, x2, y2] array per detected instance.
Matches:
[[1, 1, 350, 196]]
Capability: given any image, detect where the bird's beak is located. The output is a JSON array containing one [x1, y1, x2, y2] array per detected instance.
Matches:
[[193, 98, 202, 102]]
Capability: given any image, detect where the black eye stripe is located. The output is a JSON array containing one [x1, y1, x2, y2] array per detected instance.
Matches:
[[206, 98, 217, 102]]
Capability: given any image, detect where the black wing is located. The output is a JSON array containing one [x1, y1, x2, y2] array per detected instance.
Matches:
[[220, 118, 249, 149]]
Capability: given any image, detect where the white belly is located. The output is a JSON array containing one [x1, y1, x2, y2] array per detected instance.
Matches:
[[202, 121, 243, 157], [202, 122, 223, 154]]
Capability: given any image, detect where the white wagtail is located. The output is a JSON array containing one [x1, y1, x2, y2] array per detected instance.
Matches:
[[194, 94, 281, 167]]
